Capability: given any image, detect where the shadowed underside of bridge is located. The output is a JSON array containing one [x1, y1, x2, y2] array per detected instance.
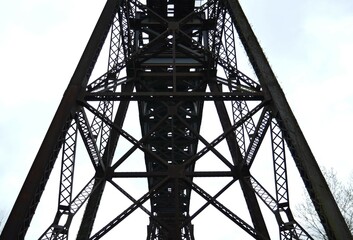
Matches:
[[1, 0, 351, 240]]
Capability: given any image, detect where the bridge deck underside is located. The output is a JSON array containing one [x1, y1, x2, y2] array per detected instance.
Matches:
[[136, 0, 207, 238], [138, 73, 205, 234]]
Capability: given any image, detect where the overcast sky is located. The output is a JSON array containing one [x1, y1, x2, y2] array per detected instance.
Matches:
[[1, 0, 352, 239]]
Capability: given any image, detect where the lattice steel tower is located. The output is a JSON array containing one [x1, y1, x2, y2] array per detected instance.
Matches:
[[1, 0, 351, 239]]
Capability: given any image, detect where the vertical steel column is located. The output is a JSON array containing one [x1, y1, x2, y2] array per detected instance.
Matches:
[[226, 0, 351, 239], [0, 0, 120, 239], [77, 82, 133, 239], [209, 81, 270, 239]]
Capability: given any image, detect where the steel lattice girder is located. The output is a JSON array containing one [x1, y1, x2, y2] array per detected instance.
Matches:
[[1, 0, 351, 240]]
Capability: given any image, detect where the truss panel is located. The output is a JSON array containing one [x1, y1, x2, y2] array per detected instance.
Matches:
[[1, 0, 350, 240]]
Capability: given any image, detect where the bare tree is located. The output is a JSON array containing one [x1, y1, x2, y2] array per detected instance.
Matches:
[[296, 167, 353, 239]]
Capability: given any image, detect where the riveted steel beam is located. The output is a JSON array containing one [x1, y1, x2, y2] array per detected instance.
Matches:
[[226, 0, 351, 239]]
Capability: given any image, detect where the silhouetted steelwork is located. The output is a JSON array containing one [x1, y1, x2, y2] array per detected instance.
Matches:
[[1, 0, 351, 239]]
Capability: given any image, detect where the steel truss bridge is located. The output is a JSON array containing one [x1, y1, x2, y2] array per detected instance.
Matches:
[[1, 0, 351, 239]]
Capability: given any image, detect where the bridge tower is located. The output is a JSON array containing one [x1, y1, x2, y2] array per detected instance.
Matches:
[[1, 0, 351, 239]]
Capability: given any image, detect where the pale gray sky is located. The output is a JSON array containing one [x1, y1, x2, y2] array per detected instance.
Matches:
[[0, 0, 352, 239]]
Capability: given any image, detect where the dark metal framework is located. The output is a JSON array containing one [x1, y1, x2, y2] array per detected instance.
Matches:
[[1, 0, 351, 239]]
